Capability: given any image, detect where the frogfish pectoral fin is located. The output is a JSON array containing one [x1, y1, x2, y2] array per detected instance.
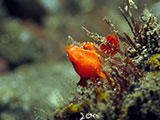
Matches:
[[77, 77, 88, 87]]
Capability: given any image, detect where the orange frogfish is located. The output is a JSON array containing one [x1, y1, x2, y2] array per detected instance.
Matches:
[[99, 35, 119, 56], [66, 42, 106, 87]]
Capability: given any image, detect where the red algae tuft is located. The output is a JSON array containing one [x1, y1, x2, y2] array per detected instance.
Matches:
[[99, 35, 119, 56]]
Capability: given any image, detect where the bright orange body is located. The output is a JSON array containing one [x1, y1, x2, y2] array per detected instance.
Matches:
[[66, 43, 105, 87]]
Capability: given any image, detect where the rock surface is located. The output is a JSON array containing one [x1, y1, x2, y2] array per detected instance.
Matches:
[[0, 61, 79, 120]]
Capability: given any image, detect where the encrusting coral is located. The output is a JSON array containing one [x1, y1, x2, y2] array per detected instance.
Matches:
[[53, 0, 160, 120]]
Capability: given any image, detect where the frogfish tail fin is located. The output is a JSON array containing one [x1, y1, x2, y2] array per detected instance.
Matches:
[[97, 72, 106, 79]]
